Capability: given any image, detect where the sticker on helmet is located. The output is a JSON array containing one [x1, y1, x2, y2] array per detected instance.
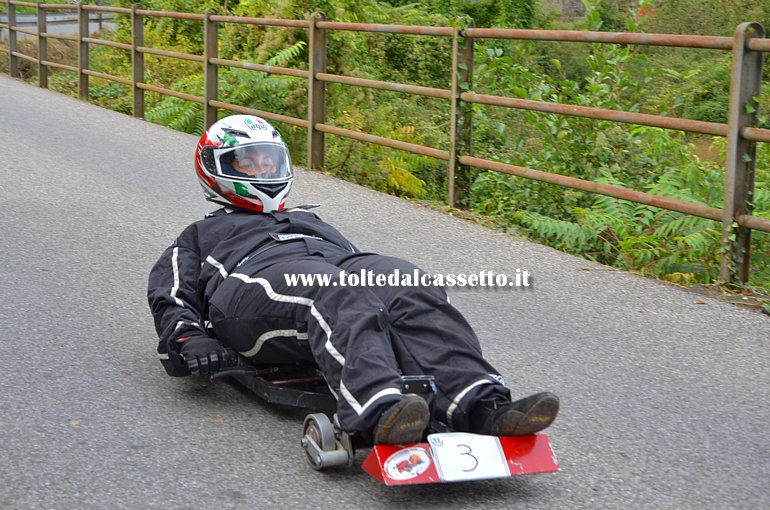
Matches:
[[219, 128, 251, 147], [220, 133, 237, 147], [245, 118, 269, 130], [234, 182, 252, 197]]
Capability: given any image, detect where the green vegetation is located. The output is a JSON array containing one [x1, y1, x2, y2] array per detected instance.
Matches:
[[1, 0, 769, 297], [470, 1, 770, 290]]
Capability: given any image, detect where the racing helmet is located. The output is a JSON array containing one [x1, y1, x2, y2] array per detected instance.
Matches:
[[195, 115, 293, 213]]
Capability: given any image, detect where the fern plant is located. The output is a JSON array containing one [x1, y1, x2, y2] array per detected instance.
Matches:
[[146, 40, 307, 136]]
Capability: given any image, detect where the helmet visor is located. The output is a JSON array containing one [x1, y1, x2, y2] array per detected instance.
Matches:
[[214, 143, 292, 181]]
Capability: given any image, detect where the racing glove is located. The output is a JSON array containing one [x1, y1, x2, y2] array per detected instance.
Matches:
[[177, 335, 227, 376]]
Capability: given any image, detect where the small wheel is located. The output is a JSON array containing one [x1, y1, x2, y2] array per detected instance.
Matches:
[[303, 413, 335, 452]]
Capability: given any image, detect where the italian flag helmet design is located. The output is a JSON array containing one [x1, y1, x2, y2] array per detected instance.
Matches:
[[195, 115, 294, 213]]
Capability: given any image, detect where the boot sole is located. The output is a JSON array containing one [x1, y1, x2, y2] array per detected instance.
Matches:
[[373, 395, 430, 445], [492, 393, 560, 436]]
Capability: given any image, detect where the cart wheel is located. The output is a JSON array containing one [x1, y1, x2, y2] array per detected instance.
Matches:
[[303, 413, 335, 451], [303, 413, 339, 470]]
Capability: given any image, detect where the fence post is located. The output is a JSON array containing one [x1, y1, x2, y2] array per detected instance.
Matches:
[[720, 22, 765, 284], [131, 3, 144, 119], [8, 0, 18, 77], [449, 21, 474, 208], [36, 2, 47, 88], [307, 12, 326, 170], [203, 8, 218, 129], [78, 3, 89, 101]]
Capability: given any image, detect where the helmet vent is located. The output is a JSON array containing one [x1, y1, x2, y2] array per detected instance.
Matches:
[[201, 147, 216, 171], [222, 128, 251, 139], [252, 182, 289, 198]]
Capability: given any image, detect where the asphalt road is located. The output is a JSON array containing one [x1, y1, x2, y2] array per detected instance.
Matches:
[[1, 74, 769, 509], [0, 14, 115, 41]]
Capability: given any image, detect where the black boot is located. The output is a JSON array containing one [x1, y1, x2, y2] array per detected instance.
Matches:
[[470, 392, 559, 436], [373, 394, 430, 445]]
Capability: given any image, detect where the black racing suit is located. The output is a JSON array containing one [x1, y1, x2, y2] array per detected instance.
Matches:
[[147, 207, 510, 441]]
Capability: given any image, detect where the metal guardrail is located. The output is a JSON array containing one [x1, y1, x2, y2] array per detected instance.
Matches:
[[0, 0, 768, 284]]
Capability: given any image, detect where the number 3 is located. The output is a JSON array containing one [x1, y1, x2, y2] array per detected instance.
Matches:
[[457, 444, 479, 472]]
